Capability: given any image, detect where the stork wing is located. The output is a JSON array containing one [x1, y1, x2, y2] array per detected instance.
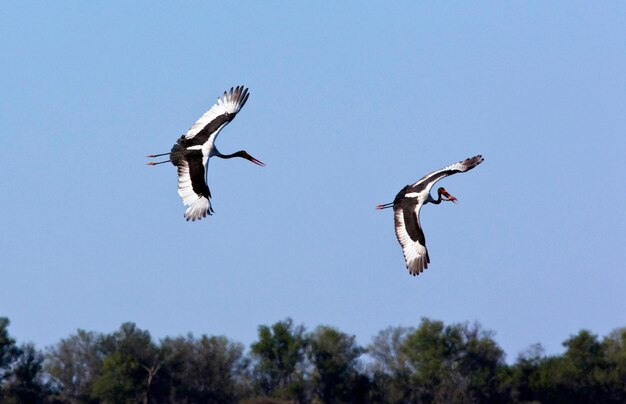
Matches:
[[410, 155, 484, 194], [184, 86, 250, 145], [393, 203, 430, 275], [176, 153, 213, 221]]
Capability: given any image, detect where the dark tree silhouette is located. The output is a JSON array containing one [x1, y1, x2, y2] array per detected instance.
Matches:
[[250, 318, 308, 401], [307, 325, 368, 403], [1, 315, 626, 403]]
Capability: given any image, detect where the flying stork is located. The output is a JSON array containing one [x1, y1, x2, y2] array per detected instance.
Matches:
[[147, 86, 264, 221], [376, 155, 484, 276]]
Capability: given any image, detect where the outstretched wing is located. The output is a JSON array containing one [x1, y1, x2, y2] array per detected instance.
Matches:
[[393, 202, 430, 275], [410, 155, 484, 195], [184, 86, 250, 146], [176, 152, 213, 222]]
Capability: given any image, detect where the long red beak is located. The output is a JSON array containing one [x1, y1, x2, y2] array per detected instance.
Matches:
[[248, 156, 266, 167], [441, 189, 458, 204]]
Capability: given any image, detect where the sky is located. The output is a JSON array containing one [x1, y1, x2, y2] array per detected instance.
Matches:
[[1, 2, 625, 362]]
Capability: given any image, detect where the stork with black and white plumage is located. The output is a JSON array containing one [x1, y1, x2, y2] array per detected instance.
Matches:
[[147, 86, 264, 221], [376, 155, 484, 276]]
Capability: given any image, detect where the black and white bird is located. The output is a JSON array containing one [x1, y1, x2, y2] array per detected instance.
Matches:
[[376, 155, 484, 276], [147, 86, 264, 221]]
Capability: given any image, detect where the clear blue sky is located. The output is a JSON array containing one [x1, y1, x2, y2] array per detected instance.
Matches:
[[1, 2, 624, 361]]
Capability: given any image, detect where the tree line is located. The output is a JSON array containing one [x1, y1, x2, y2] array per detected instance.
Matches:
[[1, 316, 625, 403]]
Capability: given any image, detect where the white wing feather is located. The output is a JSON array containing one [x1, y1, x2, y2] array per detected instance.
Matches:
[[394, 206, 429, 275], [184, 87, 249, 140], [176, 159, 212, 221], [410, 155, 484, 195]]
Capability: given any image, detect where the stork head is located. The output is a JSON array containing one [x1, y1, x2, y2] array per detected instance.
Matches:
[[235, 151, 265, 166], [438, 187, 458, 203]]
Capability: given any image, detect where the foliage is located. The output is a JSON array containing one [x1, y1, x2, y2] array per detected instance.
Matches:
[[1, 320, 50, 403], [307, 325, 368, 403], [0, 317, 20, 382], [367, 326, 414, 402], [46, 329, 102, 403], [91, 322, 164, 404], [514, 329, 626, 404], [1, 315, 626, 403], [3, 343, 48, 403], [249, 318, 308, 401], [367, 319, 507, 403], [161, 334, 247, 403]]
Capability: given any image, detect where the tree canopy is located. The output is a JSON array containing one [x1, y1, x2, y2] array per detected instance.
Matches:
[[0, 316, 624, 403]]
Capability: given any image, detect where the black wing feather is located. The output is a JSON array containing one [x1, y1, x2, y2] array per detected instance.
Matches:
[[186, 155, 211, 198]]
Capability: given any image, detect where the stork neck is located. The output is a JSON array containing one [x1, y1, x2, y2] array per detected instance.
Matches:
[[218, 150, 246, 160], [211, 146, 224, 158], [428, 191, 444, 205], [211, 147, 246, 160]]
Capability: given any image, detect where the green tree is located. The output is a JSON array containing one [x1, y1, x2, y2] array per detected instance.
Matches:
[[369, 319, 508, 403], [91, 322, 164, 404], [0, 318, 21, 403], [532, 329, 625, 404], [367, 326, 414, 403], [509, 342, 546, 403], [307, 325, 368, 403], [161, 334, 247, 403], [250, 318, 308, 401], [3, 343, 48, 404], [46, 329, 103, 403], [401, 318, 468, 403], [560, 329, 608, 401], [457, 323, 507, 403], [92, 352, 143, 403], [603, 328, 626, 402], [0, 317, 20, 382]]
